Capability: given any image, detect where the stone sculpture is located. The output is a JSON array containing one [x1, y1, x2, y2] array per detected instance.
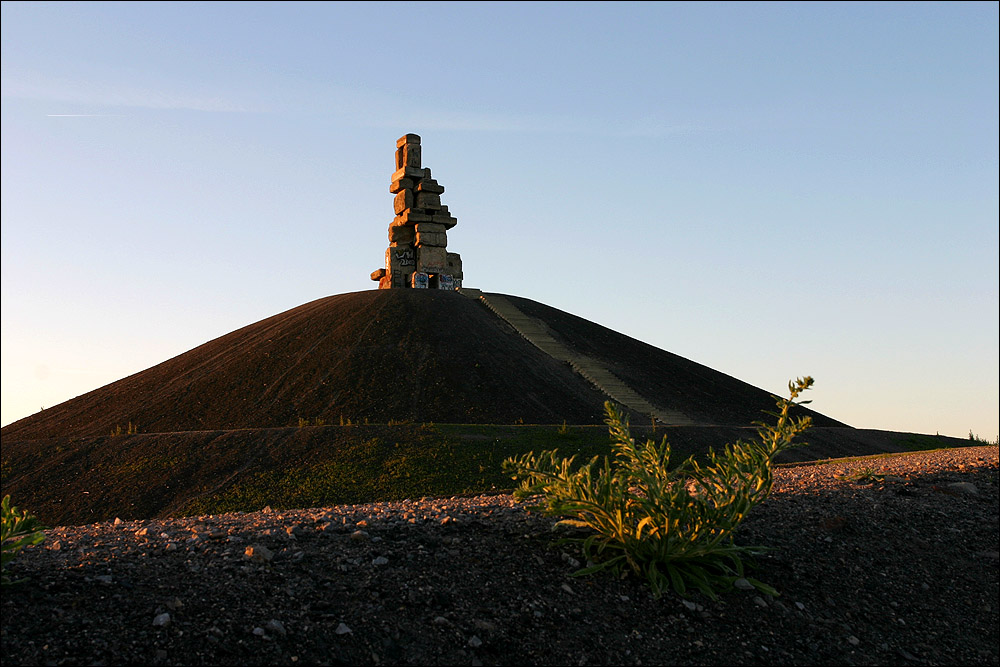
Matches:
[[370, 134, 463, 289]]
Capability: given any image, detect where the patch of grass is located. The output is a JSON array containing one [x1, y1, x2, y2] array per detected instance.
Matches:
[[179, 424, 618, 516], [182, 433, 461, 514], [108, 455, 186, 476], [895, 434, 960, 451]]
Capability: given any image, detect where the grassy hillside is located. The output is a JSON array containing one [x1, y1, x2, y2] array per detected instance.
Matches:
[[1, 422, 967, 527]]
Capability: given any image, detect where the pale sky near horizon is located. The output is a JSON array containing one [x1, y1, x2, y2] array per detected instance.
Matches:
[[2, 1, 997, 439]]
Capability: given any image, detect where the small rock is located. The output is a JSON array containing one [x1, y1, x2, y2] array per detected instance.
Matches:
[[94, 575, 113, 584], [468, 635, 483, 648], [266, 619, 287, 637], [734, 578, 754, 591], [350, 530, 369, 542], [848, 635, 860, 646], [152, 612, 171, 627], [560, 583, 574, 594], [245, 545, 274, 562], [753, 596, 768, 608], [335, 622, 352, 635], [113, 517, 124, 526], [372, 556, 389, 566], [560, 552, 580, 569], [253, 627, 266, 636]]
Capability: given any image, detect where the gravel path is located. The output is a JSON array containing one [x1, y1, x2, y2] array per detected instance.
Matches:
[[2, 446, 997, 666]]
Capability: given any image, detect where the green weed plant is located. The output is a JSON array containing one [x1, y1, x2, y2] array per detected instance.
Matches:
[[968, 431, 999, 446], [503, 377, 815, 600], [1, 495, 46, 586]]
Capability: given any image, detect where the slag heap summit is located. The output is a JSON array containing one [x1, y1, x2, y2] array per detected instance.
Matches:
[[370, 134, 463, 290]]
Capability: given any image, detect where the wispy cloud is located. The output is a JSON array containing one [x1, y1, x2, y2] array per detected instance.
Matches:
[[4, 69, 701, 138], [2, 71, 262, 113]]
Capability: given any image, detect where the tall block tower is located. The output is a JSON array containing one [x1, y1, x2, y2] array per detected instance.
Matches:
[[370, 134, 463, 289]]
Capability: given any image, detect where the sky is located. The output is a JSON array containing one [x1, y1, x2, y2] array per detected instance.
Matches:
[[2, 1, 997, 440]]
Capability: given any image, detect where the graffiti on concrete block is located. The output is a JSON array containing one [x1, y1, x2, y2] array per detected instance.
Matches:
[[412, 272, 429, 289], [394, 248, 414, 267]]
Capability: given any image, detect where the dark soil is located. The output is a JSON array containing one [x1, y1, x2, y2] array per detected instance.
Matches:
[[2, 446, 997, 666]]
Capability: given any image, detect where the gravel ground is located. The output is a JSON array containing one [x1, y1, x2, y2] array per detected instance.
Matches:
[[2, 446, 997, 666]]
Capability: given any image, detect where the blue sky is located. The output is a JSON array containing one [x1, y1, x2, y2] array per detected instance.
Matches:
[[2, 1, 997, 439]]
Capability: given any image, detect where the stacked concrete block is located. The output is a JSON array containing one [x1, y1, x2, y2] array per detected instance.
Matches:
[[372, 134, 463, 289]]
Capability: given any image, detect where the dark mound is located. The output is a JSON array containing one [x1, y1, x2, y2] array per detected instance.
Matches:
[[2, 289, 843, 440]]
